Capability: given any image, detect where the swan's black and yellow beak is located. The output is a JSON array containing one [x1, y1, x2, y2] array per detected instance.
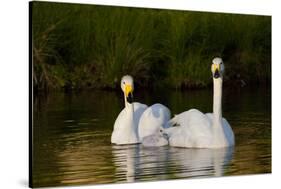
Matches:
[[212, 64, 220, 79], [125, 84, 133, 103], [214, 68, 220, 78]]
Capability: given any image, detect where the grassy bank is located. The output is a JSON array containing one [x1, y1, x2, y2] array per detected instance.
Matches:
[[31, 2, 271, 91]]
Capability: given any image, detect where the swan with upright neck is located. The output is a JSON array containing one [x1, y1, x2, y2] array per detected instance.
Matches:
[[111, 75, 147, 145], [164, 57, 235, 148], [111, 75, 171, 146]]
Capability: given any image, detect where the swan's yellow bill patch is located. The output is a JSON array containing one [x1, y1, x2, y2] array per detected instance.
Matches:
[[212, 63, 220, 72], [125, 84, 133, 97]]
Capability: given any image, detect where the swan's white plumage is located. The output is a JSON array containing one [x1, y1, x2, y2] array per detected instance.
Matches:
[[165, 109, 212, 148], [138, 103, 171, 142], [111, 102, 147, 145], [165, 110, 234, 148], [111, 75, 148, 145], [205, 113, 235, 147], [164, 57, 235, 148]]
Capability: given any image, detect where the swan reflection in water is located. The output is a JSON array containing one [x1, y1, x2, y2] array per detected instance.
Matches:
[[112, 145, 234, 182], [167, 146, 234, 178]]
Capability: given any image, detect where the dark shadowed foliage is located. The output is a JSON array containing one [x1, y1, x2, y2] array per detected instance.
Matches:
[[31, 2, 271, 91]]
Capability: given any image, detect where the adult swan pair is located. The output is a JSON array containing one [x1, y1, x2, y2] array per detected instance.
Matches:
[[111, 57, 235, 148]]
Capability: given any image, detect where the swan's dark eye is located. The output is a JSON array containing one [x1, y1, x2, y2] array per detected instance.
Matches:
[[123, 81, 125, 84]]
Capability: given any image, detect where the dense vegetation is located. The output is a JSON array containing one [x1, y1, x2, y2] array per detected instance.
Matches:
[[31, 2, 271, 91]]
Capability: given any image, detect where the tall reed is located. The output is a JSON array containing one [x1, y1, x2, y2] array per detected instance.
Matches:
[[31, 2, 271, 91]]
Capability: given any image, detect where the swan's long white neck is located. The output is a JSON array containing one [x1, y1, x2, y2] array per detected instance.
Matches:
[[124, 94, 138, 139], [126, 102, 134, 117], [124, 93, 134, 120], [124, 94, 128, 108], [213, 77, 223, 129]]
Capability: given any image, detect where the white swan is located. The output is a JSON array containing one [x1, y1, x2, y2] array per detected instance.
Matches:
[[138, 103, 171, 145], [164, 57, 235, 148], [111, 75, 147, 145]]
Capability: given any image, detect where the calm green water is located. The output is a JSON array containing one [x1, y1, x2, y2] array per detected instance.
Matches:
[[32, 87, 271, 187]]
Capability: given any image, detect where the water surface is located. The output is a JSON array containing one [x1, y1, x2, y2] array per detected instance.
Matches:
[[32, 87, 271, 187]]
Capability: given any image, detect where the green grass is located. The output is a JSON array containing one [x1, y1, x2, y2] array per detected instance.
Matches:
[[31, 1, 271, 91]]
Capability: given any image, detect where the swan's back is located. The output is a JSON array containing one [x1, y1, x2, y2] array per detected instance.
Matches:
[[167, 109, 213, 148], [166, 111, 234, 148], [138, 103, 171, 141]]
